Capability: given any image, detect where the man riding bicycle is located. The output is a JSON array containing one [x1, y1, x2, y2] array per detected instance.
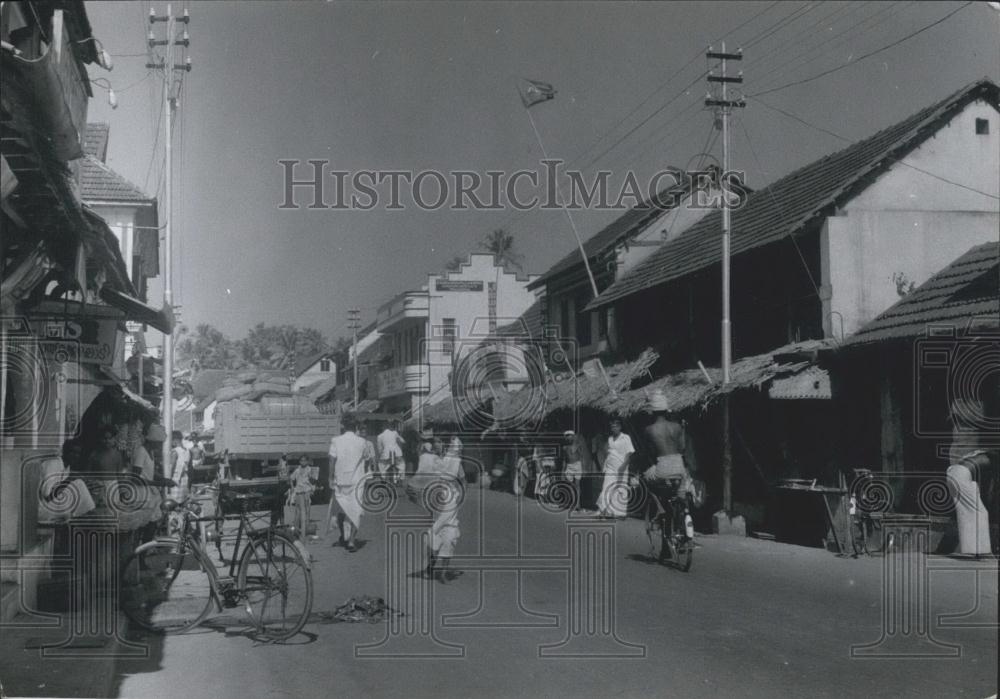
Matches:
[[640, 390, 701, 554]]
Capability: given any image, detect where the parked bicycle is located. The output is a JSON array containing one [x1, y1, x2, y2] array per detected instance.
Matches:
[[644, 477, 695, 572], [848, 468, 894, 557], [120, 482, 313, 641]]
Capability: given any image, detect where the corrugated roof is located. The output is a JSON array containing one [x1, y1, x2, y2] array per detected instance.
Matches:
[[844, 242, 999, 346], [528, 176, 692, 290], [80, 154, 151, 202], [588, 79, 999, 311]]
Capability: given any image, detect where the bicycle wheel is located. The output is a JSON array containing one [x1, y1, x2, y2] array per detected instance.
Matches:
[[672, 533, 693, 572], [120, 539, 215, 633], [237, 533, 313, 641]]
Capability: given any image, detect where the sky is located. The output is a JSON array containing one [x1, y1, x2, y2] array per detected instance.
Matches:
[[83, 1, 1000, 347]]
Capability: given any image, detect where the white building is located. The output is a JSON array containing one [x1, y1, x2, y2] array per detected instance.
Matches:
[[292, 351, 337, 392], [375, 253, 538, 415]]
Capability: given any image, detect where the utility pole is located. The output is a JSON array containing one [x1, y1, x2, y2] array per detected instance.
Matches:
[[706, 42, 744, 516], [148, 4, 192, 471], [347, 309, 361, 408]]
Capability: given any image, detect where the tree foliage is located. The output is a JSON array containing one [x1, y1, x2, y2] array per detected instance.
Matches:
[[480, 228, 524, 273], [176, 323, 337, 372]]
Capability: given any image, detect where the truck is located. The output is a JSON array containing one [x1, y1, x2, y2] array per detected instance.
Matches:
[[202, 397, 341, 504]]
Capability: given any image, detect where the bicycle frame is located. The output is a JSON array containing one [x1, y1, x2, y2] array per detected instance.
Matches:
[[159, 504, 280, 613]]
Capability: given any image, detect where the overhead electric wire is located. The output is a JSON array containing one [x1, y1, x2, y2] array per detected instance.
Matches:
[[751, 1, 974, 97], [742, 1, 864, 73], [742, 1, 821, 49], [736, 116, 822, 300], [749, 95, 1000, 200], [751, 1, 914, 94]]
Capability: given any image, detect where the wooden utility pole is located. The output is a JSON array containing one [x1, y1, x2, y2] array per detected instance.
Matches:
[[706, 42, 744, 514], [148, 4, 192, 468]]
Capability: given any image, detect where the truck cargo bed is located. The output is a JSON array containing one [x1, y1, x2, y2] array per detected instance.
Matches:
[[215, 404, 340, 456]]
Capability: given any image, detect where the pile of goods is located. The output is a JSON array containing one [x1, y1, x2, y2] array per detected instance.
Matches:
[[322, 595, 402, 623]]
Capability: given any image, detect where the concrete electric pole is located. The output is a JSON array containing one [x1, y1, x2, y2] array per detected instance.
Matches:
[[347, 309, 361, 408], [706, 42, 744, 519], [148, 4, 192, 471]]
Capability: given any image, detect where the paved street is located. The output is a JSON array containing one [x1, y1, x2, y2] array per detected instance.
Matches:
[[2, 487, 996, 698]]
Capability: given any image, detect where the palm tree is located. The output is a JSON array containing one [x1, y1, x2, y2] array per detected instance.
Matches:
[[480, 228, 524, 273], [444, 255, 466, 272]]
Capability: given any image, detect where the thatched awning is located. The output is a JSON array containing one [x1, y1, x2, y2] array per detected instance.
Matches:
[[408, 339, 834, 430]]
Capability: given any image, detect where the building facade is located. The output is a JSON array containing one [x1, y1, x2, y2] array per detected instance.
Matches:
[[375, 253, 537, 415]]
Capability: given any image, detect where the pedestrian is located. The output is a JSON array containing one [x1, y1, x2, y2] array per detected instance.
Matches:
[[327, 414, 368, 552], [377, 419, 406, 484], [169, 430, 190, 502], [359, 422, 377, 474], [409, 435, 462, 583], [596, 417, 635, 519], [189, 434, 205, 470], [946, 398, 993, 556], [130, 423, 174, 542], [443, 432, 463, 482], [561, 430, 583, 511], [287, 456, 317, 564]]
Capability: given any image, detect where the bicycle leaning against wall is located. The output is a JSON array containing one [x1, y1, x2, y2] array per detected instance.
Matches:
[[119, 480, 313, 642]]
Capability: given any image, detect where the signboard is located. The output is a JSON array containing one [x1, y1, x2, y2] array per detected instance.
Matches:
[[379, 366, 408, 397], [125, 321, 145, 333], [29, 316, 119, 365], [436, 280, 484, 292]]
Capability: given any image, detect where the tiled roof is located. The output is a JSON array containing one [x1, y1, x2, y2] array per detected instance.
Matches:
[[844, 242, 999, 346], [588, 78, 999, 311], [84, 123, 110, 161], [528, 176, 692, 290], [80, 154, 151, 202], [495, 297, 545, 339], [294, 350, 334, 377]]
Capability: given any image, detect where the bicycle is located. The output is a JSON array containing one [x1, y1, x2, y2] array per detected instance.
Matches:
[[848, 469, 894, 557], [119, 484, 313, 641], [645, 477, 695, 572]]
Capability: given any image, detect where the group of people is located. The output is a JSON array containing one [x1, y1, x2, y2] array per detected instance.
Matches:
[[505, 388, 701, 522], [323, 414, 463, 581]]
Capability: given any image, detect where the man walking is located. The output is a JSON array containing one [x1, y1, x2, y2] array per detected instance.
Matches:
[[169, 430, 190, 502], [408, 434, 462, 583], [327, 415, 368, 552], [377, 419, 406, 484], [596, 418, 635, 519], [561, 430, 584, 511]]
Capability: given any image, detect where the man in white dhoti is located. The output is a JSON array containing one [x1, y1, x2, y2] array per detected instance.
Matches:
[[947, 449, 992, 556], [376, 420, 406, 484], [597, 417, 635, 519], [328, 415, 368, 552], [409, 435, 463, 582]]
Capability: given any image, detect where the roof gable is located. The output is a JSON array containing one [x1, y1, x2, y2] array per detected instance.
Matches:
[[588, 79, 999, 310], [844, 242, 998, 346], [80, 154, 151, 202], [84, 123, 110, 162], [294, 350, 334, 377], [528, 176, 692, 290]]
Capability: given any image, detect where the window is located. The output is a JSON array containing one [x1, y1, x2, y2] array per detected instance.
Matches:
[[598, 307, 609, 339], [442, 318, 456, 357], [975, 118, 989, 135], [319, 359, 331, 372]]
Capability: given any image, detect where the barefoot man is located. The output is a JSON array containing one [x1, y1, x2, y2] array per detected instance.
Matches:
[[327, 414, 368, 552], [641, 389, 696, 497]]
